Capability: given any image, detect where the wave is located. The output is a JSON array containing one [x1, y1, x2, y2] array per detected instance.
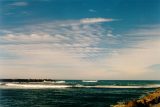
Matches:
[[82, 80, 98, 83], [54, 81, 66, 84], [75, 85, 160, 89], [1, 83, 160, 89], [43, 80, 66, 84], [5, 83, 70, 89]]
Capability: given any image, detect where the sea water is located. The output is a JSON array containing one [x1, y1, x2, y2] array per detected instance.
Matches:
[[0, 80, 160, 107]]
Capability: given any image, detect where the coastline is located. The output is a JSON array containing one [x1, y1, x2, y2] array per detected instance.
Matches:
[[114, 88, 160, 107]]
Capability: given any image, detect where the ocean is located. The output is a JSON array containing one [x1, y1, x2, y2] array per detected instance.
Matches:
[[0, 80, 160, 107]]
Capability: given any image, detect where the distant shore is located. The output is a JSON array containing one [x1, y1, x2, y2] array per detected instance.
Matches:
[[0, 79, 54, 82], [114, 88, 160, 107]]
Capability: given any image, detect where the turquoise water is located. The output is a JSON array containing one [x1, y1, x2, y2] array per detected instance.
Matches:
[[0, 80, 160, 107]]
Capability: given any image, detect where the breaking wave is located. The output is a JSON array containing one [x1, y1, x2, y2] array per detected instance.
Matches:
[[75, 84, 160, 88], [82, 80, 98, 83], [5, 83, 70, 89], [1, 83, 160, 89]]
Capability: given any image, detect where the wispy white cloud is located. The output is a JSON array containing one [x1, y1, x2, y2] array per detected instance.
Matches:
[[103, 27, 160, 79], [80, 18, 114, 24], [0, 44, 108, 79], [0, 18, 116, 59], [88, 9, 97, 12], [1, 34, 60, 42], [0, 18, 118, 79], [127, 28, 160, 36], [104, 39, 160, 79], [9, 2, 28, 6], [1, 17, 159, 79]]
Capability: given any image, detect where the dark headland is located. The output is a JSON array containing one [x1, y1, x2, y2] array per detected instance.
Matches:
[[114, 88, 160, 107], [0, 79, 53, 82]]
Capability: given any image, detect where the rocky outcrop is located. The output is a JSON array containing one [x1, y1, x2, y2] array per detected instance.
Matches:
[[114, 88, 160, 107]]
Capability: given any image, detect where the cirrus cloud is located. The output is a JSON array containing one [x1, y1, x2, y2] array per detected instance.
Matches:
[[80, 18, 114, 24], [9, 2, 28, 6]]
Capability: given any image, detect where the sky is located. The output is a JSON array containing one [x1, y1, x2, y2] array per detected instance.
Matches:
[[0, 0, 160, 80]]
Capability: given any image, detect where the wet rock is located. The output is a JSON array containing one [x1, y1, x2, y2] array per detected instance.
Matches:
[[114, 89, 160, 107], [126, 101, 138, 107]]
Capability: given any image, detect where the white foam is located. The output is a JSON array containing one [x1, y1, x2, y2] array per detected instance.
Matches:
[[54, 81, 66, 84], [76, 85, 160, 88], [2, 83, 160, 89], [82, 80, 98, 83], [5, 83, 70, 89], [80, 18, 113, 24]]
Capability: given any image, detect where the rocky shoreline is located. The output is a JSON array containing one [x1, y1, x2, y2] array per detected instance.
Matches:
[[114, 88, 160, 107]]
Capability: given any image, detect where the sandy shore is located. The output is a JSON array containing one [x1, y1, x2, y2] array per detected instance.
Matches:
[[113, 88, 160, 107]]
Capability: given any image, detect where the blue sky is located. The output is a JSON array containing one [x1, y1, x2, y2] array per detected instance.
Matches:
[[0, 0, 160, 79]]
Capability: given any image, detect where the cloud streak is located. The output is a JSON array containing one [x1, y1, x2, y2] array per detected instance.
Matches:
[[80, 18, 114, 24], [9, 2, 28, 6]]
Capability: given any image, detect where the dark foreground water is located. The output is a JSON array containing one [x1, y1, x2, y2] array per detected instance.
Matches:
[[0, 80, 160, 107]]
